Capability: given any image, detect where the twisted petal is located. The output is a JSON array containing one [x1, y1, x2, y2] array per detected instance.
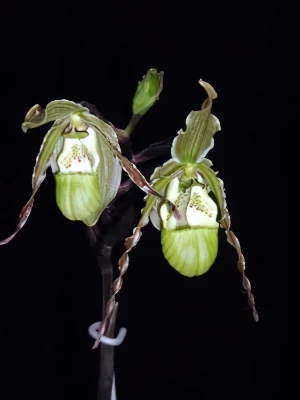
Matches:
[[171, 80, 221, 164], [111, 149, 179, 219], [80, 112, 181, 218], [22, 100, 88, 132], [197, 164, 258, 320], [0, 120, 69, 244], [91, 174, 179, 348], [220, 210, 259, 322], [199, 168, 259, 321]]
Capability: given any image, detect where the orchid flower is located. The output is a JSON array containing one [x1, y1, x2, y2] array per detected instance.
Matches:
[[0, 74, 177, 246], [94, 79, 258, 347]]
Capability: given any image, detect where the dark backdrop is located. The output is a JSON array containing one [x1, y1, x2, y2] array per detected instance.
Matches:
[[1, 1, 289, 399]]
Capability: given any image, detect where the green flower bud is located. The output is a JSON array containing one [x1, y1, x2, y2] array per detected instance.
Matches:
[[132, 69, 163, 116]]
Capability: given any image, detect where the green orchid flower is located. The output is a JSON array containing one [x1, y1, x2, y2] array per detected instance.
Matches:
[[0, 99, 177, 245], [104, 80, 258, 346], [122, 80, 222, 276]]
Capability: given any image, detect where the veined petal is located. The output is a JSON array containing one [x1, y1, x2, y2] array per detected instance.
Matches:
[[32, 119, 70, 188], [196, 164, 225, 220], [82, 152, 122, 226], [171, 80, 221, 164], [0, 120, 69, 245], [149, 166, 186, 230], [123, 166, 184, 244], [150, 158, 183, 180], [149, 206, 162, 230], [81, 111, 180, 216], [91, 176, 170, 349], [71, 116, 122, 226], [142, 175, 178, 228], [22, 100, 88, 132], [217, 177, 227, 209], [113, 149, 180, 219], [93, 173, 176, 348], [79, 112, 120, 149], [201, 158, 213, 167]]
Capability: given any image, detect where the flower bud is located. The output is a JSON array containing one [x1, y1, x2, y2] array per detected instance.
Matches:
[[132, 69, 163, 116]]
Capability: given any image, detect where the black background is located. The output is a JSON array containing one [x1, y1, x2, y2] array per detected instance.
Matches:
[[1, 1, 289, 399]]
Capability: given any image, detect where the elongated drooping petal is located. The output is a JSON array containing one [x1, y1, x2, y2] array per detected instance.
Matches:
[[221, 210, 259, 322], [0, 120, 69, 245], [22, 100, 88, 132], [197, 168, 258, 321], [92, 176, 175, 348], [171, 80, 221, 164], [79, 111, 181, 219], [113, 149, 180, 219]]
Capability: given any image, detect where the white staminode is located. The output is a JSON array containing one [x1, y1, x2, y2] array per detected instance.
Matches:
[[57, 125, 100, 174], [187, 185, 219, 228], [160, 177, 219, 230]]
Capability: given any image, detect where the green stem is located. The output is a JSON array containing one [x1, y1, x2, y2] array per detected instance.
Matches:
[[124, 114, 142, 136]]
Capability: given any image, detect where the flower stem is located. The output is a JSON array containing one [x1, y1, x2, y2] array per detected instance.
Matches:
[[86, 228, 117, 400], [97, 249, 117, 400], [124, 114, 142, 136]]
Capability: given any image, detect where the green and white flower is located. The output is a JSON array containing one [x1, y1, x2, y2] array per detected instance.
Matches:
[[116, 79, 258, 322], [0, 98, 174, 245], [0, 75, 258, 328], [122, 80, 224, 277]]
